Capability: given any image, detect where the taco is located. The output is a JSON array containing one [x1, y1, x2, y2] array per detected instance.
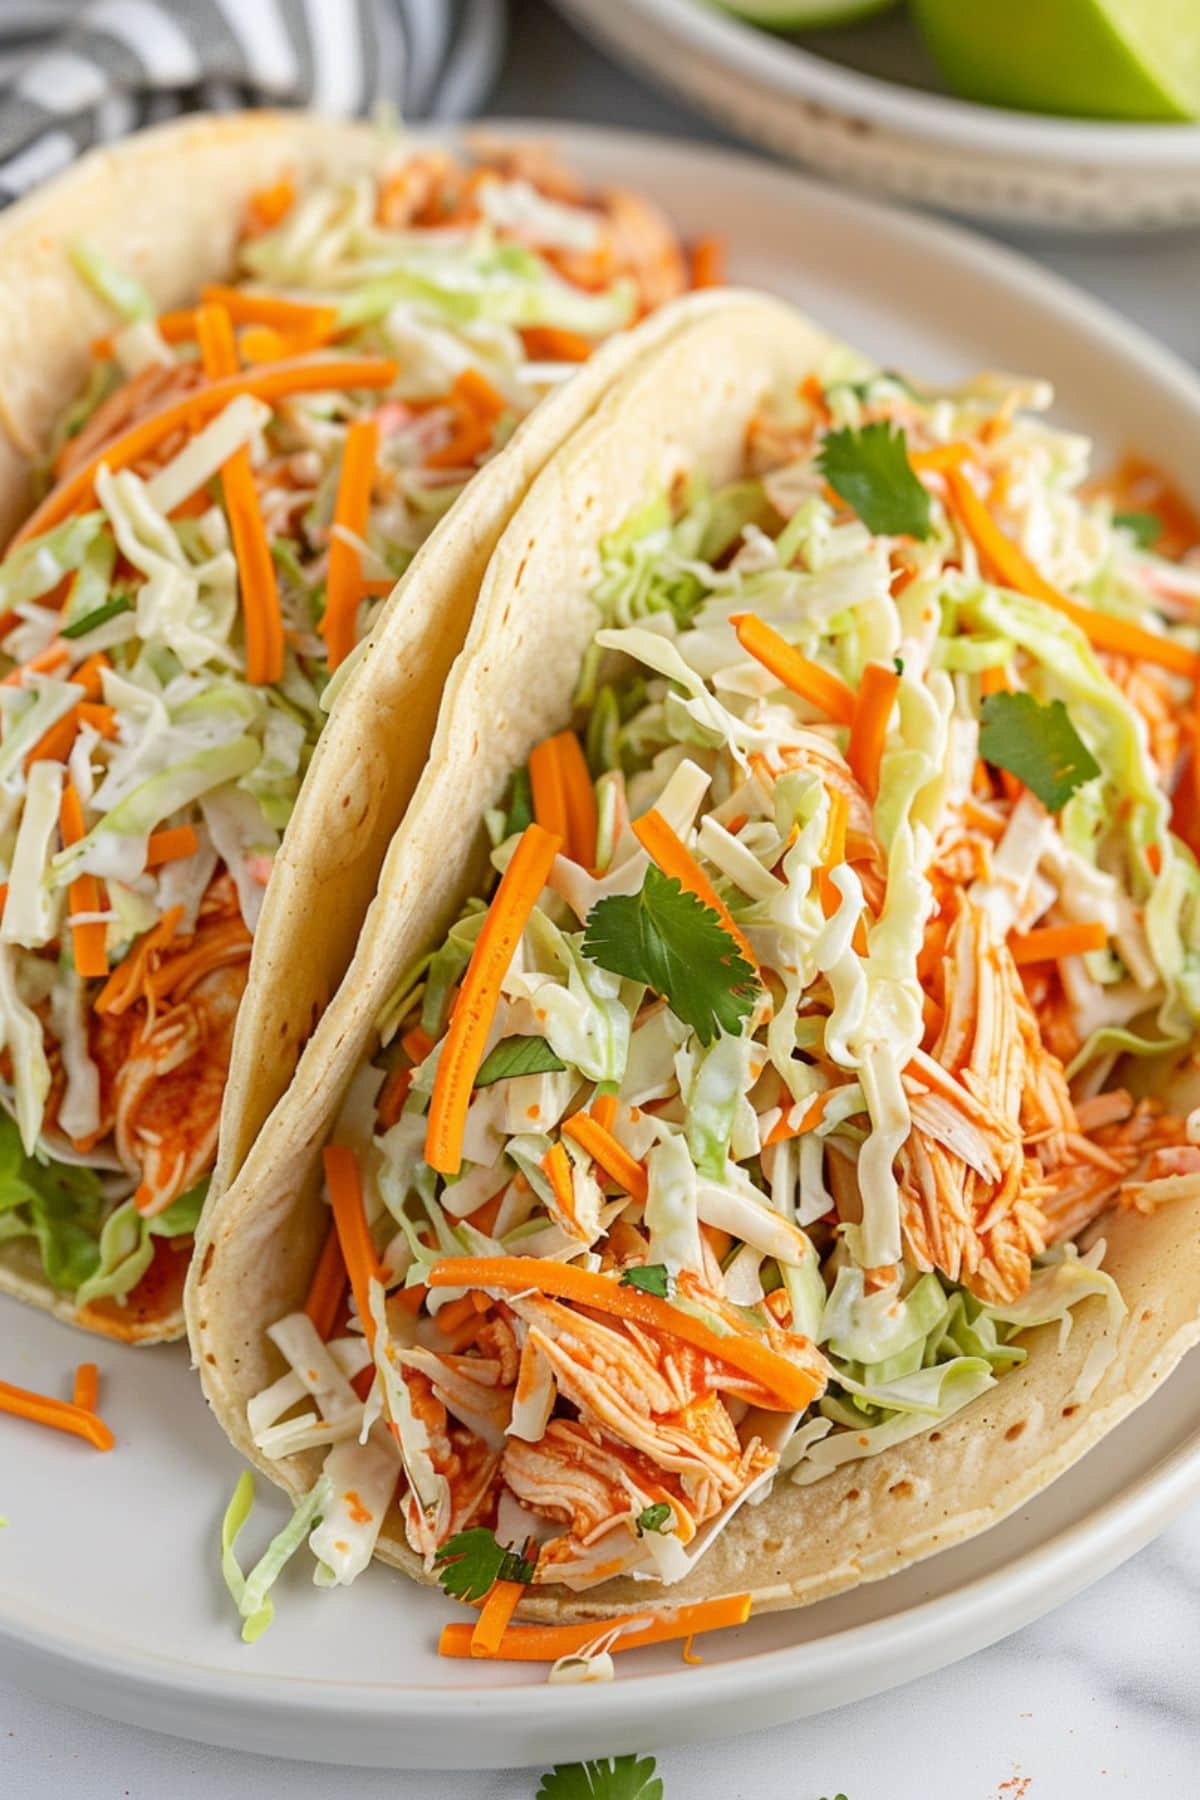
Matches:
[[0, 110, 719, 1342], [190, 293, 1200, 1647]]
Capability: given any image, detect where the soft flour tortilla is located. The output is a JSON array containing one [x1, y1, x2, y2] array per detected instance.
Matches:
[[0, 111, 730, 1340], [190, 293, 1200, 1620]]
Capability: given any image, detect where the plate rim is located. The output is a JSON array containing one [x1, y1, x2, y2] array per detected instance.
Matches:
[[4, 115, 1200, 1767], [582, 0, 1200, 163]]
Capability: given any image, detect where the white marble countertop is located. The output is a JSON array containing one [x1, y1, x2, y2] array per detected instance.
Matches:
[[5, 3, 1200, 1792]]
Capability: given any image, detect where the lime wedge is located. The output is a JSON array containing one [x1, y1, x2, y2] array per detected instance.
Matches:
[[910, 0, 1200, 122], [712, 0, 897, 30]]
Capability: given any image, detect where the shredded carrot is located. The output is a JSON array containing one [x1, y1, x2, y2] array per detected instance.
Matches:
[[424, 411, 491, 471], [439, 1592, 753, 1661], [944, 467, 1200, 681], [400, 1024, 434, 1064], [979, 663, 1012, 697], [556, 731, 598, 870], [244, 178, 296, 235], [690, 235, 725, 289], [430, 1256, 822, 1412], [59, 783, 107, 979], [143, 914, 250, 1007], [519, 325, 594, 363], [91, 306, 196, 359], [0, 883, 8, 919], [766, 1089, 832, 1147], [237, 325, 312, 365], [699, 1222, 733, 1264], [730, 612, 856, 725], [321, 416, 379, 671], [78, 700, 118, 738], [471, 1578, 527, 1657], [424, 368, 506, 471], [12, 354, 397, 550], [454, 366, 507, 425], [376, 1064, 414, 1132], [94, 905, 183, 1015], [72, 1362, 98, 1412], [541, 1141, 576, 1222], [530, 731, 597, 868], [467, 1192, 504, 1238], [817, 788, 849, 920], [200, 284, 337, 341], [632, 807, 758, 971], [24, 705, 79, 770], [1100, 451, 1200, 561], [591, 1092, 617, 1133], [3, 640, 69, 685], [195, 301, 284, 686], [528, 733, 568, 843], [435, 1291, 491, 1335], [847, 662, 899, 801], [144, 825, 198, 868], [0, 1376, 113, 1451], [681, 1633, 703, 1665], [799, 374, 830, 424], [303, 1221, 348, 1343], [909, 443, 969, 474], [1010, 921, 1108, 965], [425, 823, 561, 1176], [325, 1144, 384, 1352], [562, 1112, 648, 1202]]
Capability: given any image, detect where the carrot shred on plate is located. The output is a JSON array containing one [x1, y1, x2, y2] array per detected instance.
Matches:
[[424, 823, 561, 1177], [0, 1375, 114, 1451], [438, 1592, 752, 1661], [72, 1362, 98, 1413], [470, 1578, 527, 1658]]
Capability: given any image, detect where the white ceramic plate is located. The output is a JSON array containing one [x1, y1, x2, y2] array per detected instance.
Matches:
[[554, 0, 1200, 230], [3, 121, 1200, 1772]]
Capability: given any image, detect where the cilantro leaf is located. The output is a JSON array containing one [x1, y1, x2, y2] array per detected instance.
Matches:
[[1114, 509, 1161, 550], [817, 423, 932, 540], [537, 1756, 663, 1800], [475, 1036, 566, 1087], [433, 1528, 535, 1603], [621, 1264, 671, 1299], [978, 691, 1100, 812], [635, 1503, 672, 1536], [583, 866, 757, 1048]]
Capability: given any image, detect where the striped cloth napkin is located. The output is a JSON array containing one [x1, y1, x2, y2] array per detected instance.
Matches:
[[0, 0, 506, 204]]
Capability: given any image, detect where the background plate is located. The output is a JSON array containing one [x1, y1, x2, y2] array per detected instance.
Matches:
[[553, 0, 1200, 230], [3, 121, 1200, 1770]]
